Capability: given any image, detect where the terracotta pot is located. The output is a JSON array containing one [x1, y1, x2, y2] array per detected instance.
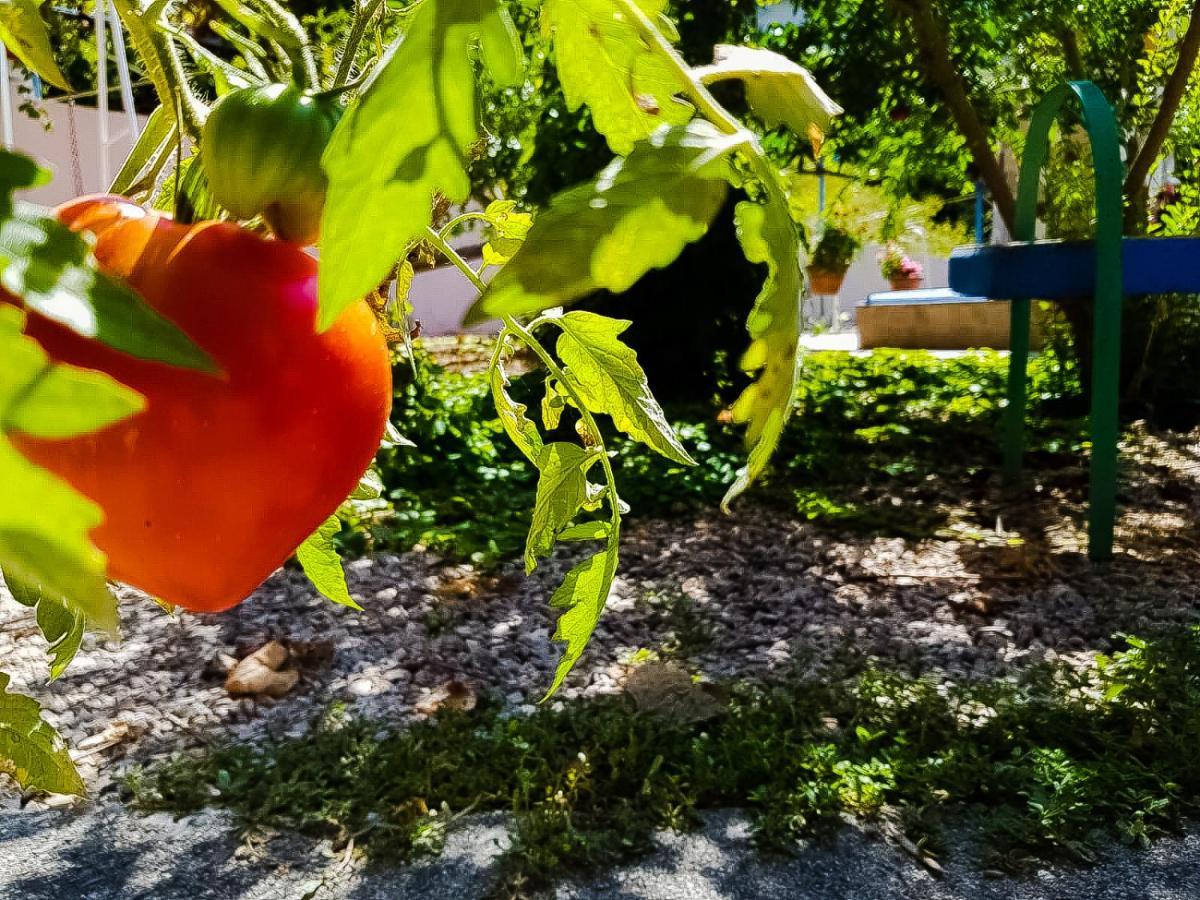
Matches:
[[808, 266, 847, 295], [888, 275, 923, 292]]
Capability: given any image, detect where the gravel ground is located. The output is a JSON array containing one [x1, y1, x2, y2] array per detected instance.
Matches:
[[3, 496, 1198, 790], [2, 426, 1199, 896], [3, 803, 1200, 900]]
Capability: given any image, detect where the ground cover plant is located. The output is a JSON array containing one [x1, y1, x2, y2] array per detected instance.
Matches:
[[127, 626, 1200, 893], [363, 346, 1085, 562]]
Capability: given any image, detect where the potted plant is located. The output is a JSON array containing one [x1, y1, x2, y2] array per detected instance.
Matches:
[[879, 244, 924, 291], [807, 221, 862, 295]]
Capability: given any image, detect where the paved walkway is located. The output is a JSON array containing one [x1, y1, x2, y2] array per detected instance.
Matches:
[[3, 802, 1197, 899]]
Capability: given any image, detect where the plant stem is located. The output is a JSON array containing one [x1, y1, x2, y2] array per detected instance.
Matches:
[[422, 227, 621, 510], [505, 317, 622, 512], [334, 0, 387, 89], [424, 226, 486, 291], [611, 0, 791, 214]]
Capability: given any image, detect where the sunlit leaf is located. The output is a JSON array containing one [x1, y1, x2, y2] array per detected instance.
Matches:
[[320, 0, 524, 326], [109, 104, 177, 197], [526, 442, 596, 572], [693, 44, 842, 138], [555, 311, 693, 465], [465, 122, 737, 324], [723, 197, 803, 508], [0, 673, 84, 795], [3, 571, 84, 681], [296, 515, 361, 610], [0, 154, 212, 372], [543, 0, 692, 154], [0, 0, 70, 90], [491, 360, 544, 464], [0, 305, 136, 633], [544, 533, 619, 697]]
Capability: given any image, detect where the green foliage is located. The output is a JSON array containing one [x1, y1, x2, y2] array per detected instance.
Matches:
[[543, 0, 693, 154], [0, 156, 213, 371], [130, 627, 1200, 889], [525, 442, 596, 572], [693, 43, 843, 139], [319, 0, 524, 324], [465, 122, 737, 323], [553, 311, 695, 466], [0, 673, 84, 796], [4, 573, 85, 681], [0, 0, 70, 90], [0, 303, 135, 634], [724, 193, 801, 506], [295, 515, 361, 610], [808, 220, 862, 272], [366, 346, 1083, 562]]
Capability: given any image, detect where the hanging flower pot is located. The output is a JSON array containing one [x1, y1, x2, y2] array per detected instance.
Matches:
[[808, 265, 848, 295], [879, 244, 924, 292]]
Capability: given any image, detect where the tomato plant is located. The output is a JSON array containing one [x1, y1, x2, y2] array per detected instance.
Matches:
[[0, 0, 839, 794]]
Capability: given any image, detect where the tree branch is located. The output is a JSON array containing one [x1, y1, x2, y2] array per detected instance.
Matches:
[[886, 0, 1016, 231], [1125, 0, 1200, 200], [1059, 29, 1085, 81]]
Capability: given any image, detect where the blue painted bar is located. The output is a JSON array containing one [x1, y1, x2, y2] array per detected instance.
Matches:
[[974, 180, 986, 244], [949, 237, 1200, 300]]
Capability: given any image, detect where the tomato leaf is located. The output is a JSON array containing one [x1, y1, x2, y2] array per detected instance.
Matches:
[[525, 442, 595, 573], [0, 150, 213, 371], [109, 103, 177, 197], [3, 571, 84, 681], [464, 121, 737, 324], [296, 515, 361, 610], [0, 673, 84, 796], [543, 0, 692, 154], [555, 311, 694, 465], [490, 359, 544, 464], [544, 531, 619, 697], [557, 521, 610, 542], [319, 0, 524, 327], [693, 45, 842, 139], [723, 197, 803, 508], [0, 305, 137, 633], [0, 0, 70, 91]]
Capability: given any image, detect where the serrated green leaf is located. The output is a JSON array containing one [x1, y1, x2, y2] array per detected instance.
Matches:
[[109, 104, 177, 197], [320, 0, 524, 327], [557, 521, 610, 542], [350, 467, 385, 501], [296, 515, 360, 610], [555, 311, 693, 465], [542, 378, 566, 430], [543, 0, 692, 154], [544, 533, 619, 697], [722, 197, 802, 508], [465, 122, 737, 324], [481, 200, 532, 266], [0, 672, 84, 795], [0, 305, 135, 633], [491, 361, 544, 464], [0, 203, 214, 372], [0, 0, 70, 91], [693, 45, 842, 138], [526, 442, 595, 573], [3, 570, 84, 681]]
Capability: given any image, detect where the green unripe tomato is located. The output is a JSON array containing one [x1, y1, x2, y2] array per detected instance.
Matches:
[[202, 83, 342, 245]]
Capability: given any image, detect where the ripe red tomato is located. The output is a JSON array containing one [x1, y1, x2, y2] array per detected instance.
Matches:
[[13, 196, 392, 612]]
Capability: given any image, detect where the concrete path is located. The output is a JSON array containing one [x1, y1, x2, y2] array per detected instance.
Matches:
[[2, 802, 1198, 899]]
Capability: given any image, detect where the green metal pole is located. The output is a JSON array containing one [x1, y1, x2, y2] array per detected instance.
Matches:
[[1008, 81, 1123, 559]]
